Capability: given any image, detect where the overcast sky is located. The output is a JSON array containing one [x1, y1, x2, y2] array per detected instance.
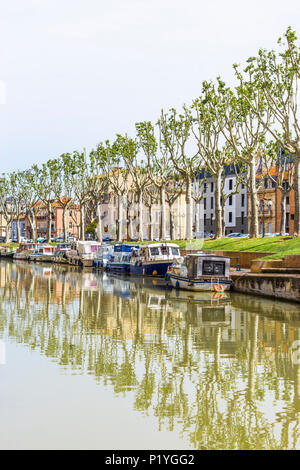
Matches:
[[0, 0, 299, 172]]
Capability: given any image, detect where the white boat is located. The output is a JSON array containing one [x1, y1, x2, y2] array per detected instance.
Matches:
[[13, 243, 39, 260], [28, 245, 56, 262], [52, 243, 72, 264], [107, 244, 141, 272], [67, 241, 102, 267], [167, 253, 232, 292], [94, 244, 114, 269], [130, 243, 182, 277]]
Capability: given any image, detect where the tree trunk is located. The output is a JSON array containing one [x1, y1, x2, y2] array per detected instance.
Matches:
[[28, 211, 36, 242], [63, 206, 67, 242], [117, 194, 123, 242], [47, 201, 52, 241], [249, 157, 259, 238], [221, 202, 226, 237], [169, 203, 175, 240], [160, 187, 166, 240], [186, 177, 192, 240], [5, 223, 10, 243], [215, 170, 223, 239], [16, 214, 20, 243], [280, 192, 287, 236], [194, 200, 201, 237], [148, 205, 153, 241], [96, 203, 102, 243], [138, 191, 143, 241], [294, 157, 300, 236], [80, 203, 85, 241]]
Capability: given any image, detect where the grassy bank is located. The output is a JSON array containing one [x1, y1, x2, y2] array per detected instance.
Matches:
[[200, 236, 300, 260], [129, 236, 300, 260]]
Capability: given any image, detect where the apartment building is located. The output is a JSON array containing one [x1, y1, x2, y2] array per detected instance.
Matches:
[[25, 200, 81, 240], [194, 167, 249, 235]]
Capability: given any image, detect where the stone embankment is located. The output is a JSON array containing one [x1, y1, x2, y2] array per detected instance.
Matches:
[[231, 271, 300, 303]]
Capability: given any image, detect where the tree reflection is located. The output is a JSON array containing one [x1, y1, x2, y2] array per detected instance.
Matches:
[[1, 260, 300, 449]]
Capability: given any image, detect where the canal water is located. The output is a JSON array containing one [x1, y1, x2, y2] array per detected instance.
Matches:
[[0, 260, 300, 450]]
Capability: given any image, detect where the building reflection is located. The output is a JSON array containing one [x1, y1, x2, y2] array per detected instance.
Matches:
[[1, 260, 300, 449]]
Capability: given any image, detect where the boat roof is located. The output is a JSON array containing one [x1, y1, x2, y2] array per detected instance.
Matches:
[[186, 253, 230, 259], [144, 243, 180, 248], [76, 241, 102, 246]]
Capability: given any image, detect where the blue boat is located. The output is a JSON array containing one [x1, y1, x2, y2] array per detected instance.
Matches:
[[129, 243, 182, 277], [106, 244, 141, 272]]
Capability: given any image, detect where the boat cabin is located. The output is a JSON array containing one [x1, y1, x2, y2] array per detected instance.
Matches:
[[131, 243, 181, 261], [71, 241, 102, 259], [185, 253, 230, 279]]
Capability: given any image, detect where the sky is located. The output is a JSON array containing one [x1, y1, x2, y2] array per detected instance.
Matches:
[[0, 0, 299, 173]]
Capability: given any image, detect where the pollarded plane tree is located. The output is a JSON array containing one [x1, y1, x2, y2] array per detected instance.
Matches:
[[263, 145, 294, 235], [9, 171, 26, 243], [191, 86, 234, 239], [165, 176, 185, 241], [142, 185, 160, 241], [70, 149, 91, 241], [31, 160, 59, 242], [235, 27, 300, 236], [55, 153, 78, 242], [210, 77, 271, 238], [158, 108, 201, 240], [0, 173, 17, 242], [118, 134, 150, 242], [96, 139, 131, 242], [18, 168, 40, 242], [136, 120, 170, 240], [89, 147, 109, 243]]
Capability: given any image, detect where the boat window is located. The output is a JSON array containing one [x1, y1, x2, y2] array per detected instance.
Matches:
[[160, 246, 169, 255], [150, 247, 160, 256], [171, 247, 179, 256], [202, 260, 225, 276]]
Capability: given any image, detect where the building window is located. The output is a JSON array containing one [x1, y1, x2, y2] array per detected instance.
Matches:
[[241, 194, 245, 207], [229, 212, 232, 223], [210, 182, 214, 192], [204, 183, 207, 193], [264, 178, 268, 189], [204, 214, 206, 225], [211, 215, 213, 225], [291, 214, 295, 220], [241, 211, 244, 225], [241, 183, 245, 189], [69, 210, 72, 217], [69, 222, 72, 229], [260, 200, 264, 211], [211, 197, 214, 209], [204, 198, 206, 210], [229, 179, 233, 190], [229, 195, 232, 206]]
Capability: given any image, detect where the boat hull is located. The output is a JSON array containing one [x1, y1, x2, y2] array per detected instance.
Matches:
[[106, 262, 130, 273], [130, 261, 174, 277], [169, 274, 232, 292]]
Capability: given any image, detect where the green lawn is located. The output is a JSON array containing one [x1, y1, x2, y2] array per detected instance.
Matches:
[[202, 236, 300, 260], [128, 236, 300, 260]]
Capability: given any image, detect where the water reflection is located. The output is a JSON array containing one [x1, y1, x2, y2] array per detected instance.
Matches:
[[1, 260, 300, 449]]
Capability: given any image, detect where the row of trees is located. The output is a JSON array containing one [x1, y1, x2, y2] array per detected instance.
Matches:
[[1, 27, 299, 242]]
